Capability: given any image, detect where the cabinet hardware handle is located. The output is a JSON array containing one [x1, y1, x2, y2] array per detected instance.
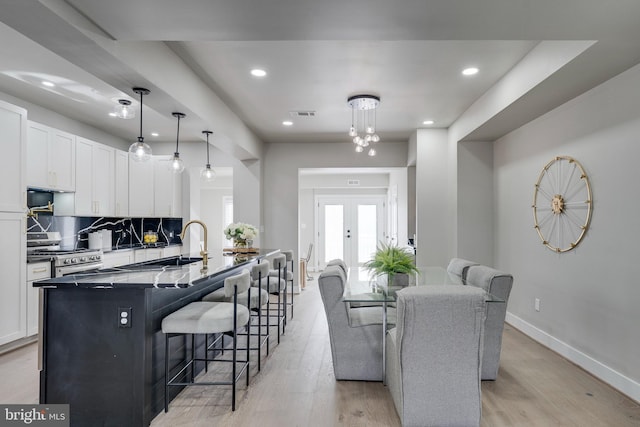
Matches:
[[32, 268, 48, 273]]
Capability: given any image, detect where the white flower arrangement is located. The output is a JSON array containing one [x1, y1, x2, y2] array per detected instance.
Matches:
[[224, 222, 258, 241]]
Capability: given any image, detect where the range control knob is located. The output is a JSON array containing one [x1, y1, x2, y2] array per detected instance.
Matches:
[[64, 259, 72, 265], [71, 258, 78, 264], [80, 257, 88, 262]]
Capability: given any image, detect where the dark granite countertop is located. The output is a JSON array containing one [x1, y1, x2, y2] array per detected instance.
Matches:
[[33, 249, 278, 289]]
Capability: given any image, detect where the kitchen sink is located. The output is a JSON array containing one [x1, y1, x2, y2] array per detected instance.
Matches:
[[140, 256, 202, 267]]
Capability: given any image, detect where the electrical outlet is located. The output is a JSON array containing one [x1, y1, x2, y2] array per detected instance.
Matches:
[[534, 298, 540, 312], [118, 307, 132, 328]]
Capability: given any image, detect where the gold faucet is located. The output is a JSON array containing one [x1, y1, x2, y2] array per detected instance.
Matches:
[[180, 220, 208, 270], [27, 201, 54, 219]]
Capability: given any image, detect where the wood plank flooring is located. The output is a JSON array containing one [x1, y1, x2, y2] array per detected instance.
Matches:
[[1, 279, 639, 426]]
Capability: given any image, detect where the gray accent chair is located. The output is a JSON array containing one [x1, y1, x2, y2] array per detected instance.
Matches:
[[446, 257, 479, 281], [466, 265, 514, 380], [386, 285, 486, 427], [318, 264, 393, 381]]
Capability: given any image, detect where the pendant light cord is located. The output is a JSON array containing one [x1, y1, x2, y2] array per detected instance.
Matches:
[[138, 91, 144, 143], [175, 115, 181, 154]]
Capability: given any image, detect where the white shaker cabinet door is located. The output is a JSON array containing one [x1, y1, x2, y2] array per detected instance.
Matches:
[[114, 150, 129, 217], [0, 213, 26, 345], [129, 157, 155, 217], [0, 101, 26, 212]]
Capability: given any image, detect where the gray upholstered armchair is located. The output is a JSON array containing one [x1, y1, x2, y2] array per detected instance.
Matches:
[[466, 265, 513, 380], [318, 264, 391, 381], [386, 285, 486, 427], [446, 257, 479, 281]]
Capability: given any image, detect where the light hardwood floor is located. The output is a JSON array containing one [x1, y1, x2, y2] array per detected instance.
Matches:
[[2, 280, 639, 426]]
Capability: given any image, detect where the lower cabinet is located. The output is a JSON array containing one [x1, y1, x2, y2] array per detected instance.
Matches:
[[0, 213, 26, 346], [27, 262, 51, 337], [133, 248, 163, 263], [101, 251, 133, 269]]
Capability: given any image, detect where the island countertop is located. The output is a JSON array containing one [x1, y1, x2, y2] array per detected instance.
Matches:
[[33, 248, 278, 289]]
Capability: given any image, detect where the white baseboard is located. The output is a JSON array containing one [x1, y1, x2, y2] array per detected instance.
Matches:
[[505, 312, 640, 404]]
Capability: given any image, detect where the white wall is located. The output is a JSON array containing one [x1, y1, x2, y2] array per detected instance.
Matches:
[[494, 63, 640, 401], [264, 141, 408, 288]]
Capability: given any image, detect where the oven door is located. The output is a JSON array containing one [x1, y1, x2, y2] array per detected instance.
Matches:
[[55, 263, 103, 277]]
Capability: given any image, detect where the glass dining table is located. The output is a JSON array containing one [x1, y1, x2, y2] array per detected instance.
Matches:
[[342, 266, 504, 383]]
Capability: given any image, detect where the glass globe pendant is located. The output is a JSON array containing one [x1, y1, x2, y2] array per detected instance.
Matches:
[[128, 88, 152, 162], [169, 112, 186, 174], [200, 130, 216, 182]]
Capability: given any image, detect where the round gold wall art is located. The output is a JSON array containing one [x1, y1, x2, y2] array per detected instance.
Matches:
[[532, 156, 592, 253]]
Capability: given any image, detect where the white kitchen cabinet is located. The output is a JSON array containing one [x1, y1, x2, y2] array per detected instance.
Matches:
[[130, 155, 182, 218], [26, 121, 75, 192], [154, 156, 182, 218], [101, 251, 133, 269], [73, 137, 114, 216], [26, 262, 50, 337], [162, 245, 182, 258], [133, 248, 163, 263], [0, 213, 26, 346], [0, 101, 27, 212], [129, 157, 155, 217], [114, 150, 129, 216]]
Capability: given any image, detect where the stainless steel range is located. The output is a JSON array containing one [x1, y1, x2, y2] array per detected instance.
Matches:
[[27, 232, 103, 277]]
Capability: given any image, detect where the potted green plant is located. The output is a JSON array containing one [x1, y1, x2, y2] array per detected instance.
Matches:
[[364, 242, 419, 287]]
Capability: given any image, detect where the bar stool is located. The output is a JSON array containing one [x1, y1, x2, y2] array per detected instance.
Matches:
[[270, 250, 294, 320], [202, 268, 270, 371], [266, 254, 288, 339], [162, 270, 251, 412]]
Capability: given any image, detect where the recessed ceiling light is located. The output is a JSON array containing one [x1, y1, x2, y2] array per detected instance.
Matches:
[[251, 69, 267, 77], [108, 112, 117, 117], [151, 132, 159, 137], [282, 120, 293, 126], [423, 120, 435, 125], [41, 80, 55, 87], [462, 67, 479, 76]]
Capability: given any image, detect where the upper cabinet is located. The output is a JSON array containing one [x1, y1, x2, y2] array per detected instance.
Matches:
[[130, 155, 182, 218], [129, 156, 155, 217], [154, 156, 182, 218], [0, 101, 27, 212], [27, 121, 75, 192], [114, 150, 129, 217], [74, 137, 115, 216]]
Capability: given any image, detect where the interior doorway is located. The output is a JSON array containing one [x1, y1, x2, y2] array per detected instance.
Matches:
[[316, 195, 386, 269]]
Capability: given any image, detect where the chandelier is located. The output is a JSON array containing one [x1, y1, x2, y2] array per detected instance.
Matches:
[[348, 94, 380, 156]]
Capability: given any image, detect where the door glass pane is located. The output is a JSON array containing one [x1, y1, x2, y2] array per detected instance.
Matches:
[[358, 204, 377, 263], [324, 204, 343, 262]]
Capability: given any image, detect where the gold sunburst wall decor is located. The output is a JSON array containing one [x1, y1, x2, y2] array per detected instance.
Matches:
[[532, 156, 592, 253]]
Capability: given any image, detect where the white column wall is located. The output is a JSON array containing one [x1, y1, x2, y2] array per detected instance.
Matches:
[[414, 129, 450, 268], [456, 140, 494, 266]]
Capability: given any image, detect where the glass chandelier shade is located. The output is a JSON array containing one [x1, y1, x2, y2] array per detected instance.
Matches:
[[128, 88, 152, 162], [347, 94, 380, 156], [169, 112, 186, 174], [114, 99, 135, 119], [200, 130, 216, 182]]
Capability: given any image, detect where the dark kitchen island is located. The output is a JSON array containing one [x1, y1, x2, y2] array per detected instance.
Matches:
[[33, 250, 277, 427]]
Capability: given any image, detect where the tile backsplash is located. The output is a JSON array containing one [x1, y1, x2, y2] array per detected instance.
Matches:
[[27, 214, 183, 250]]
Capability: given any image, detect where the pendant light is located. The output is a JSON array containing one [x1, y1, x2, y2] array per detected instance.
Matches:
[[170, 112, 186, 174], [114, 99, 135, 119], [200, 130, 216, 182], [347, 94, 380, 156], [128, 87, 152, 161]]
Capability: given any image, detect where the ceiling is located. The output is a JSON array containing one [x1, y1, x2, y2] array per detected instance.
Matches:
[[2, 1, 640, 159]]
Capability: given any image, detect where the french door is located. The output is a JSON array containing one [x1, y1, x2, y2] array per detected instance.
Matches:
[[316, 195, 386, 269]]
